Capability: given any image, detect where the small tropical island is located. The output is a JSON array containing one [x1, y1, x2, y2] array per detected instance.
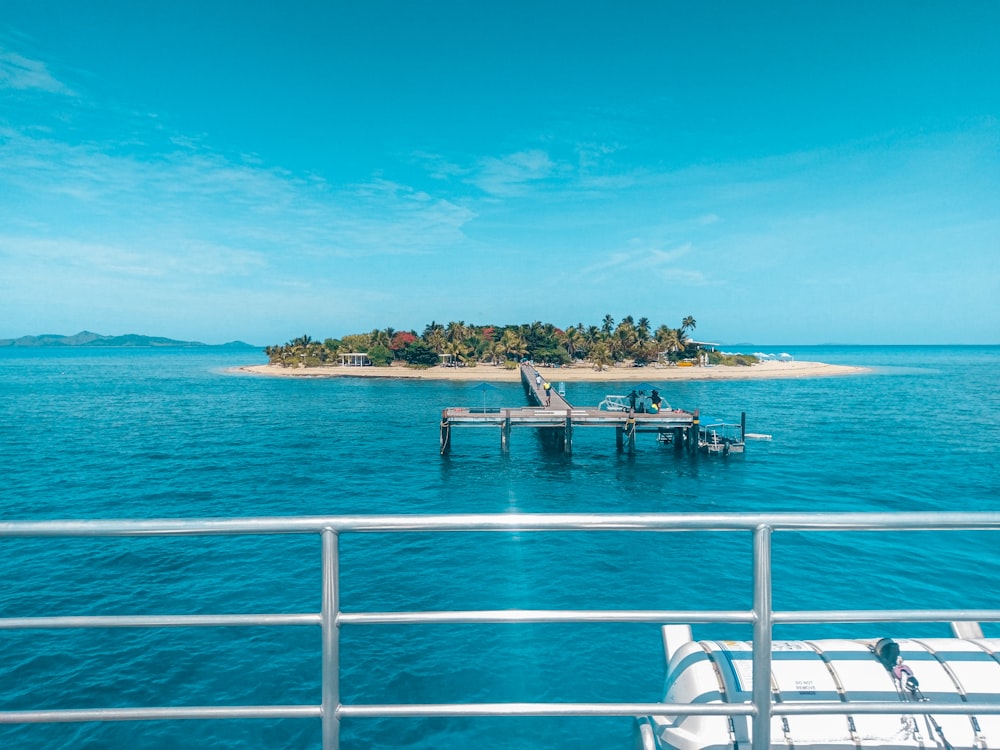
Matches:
[[244, 316, 864, 381]]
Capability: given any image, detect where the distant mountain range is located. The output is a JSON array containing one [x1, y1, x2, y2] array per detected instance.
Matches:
[[0, 331, 256, 348]]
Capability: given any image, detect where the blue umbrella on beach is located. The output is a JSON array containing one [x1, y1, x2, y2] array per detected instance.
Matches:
[[470, 382, 500, 411]]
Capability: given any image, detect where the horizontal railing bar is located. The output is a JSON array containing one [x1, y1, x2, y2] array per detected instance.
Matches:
[[11, 608, 996, 631], [9, 608, 995, 632], [338, 702, 756, 718], [3, 511, 1000, 537], [774, 610, 1000, 624], [775, 702, 1000, 716], [0, 613, 320, 630], [343, 701, 1000, 719], [0, 705, 321, 724], [340, 701, 1000, 719], [11, 700, 1000, 725], [338, 609, 755, 625]]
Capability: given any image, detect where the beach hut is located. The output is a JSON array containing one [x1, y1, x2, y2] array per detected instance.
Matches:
[[339, 352, 371, 367]]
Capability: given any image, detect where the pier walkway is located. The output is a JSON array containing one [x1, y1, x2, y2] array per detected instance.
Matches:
[[439, 363, 697, 455]]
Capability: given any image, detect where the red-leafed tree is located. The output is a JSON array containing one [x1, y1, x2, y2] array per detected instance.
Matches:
[[390, 331, 418, 351]]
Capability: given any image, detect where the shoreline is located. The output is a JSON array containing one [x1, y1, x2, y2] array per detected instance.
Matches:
[[232, 360, 867, 382]]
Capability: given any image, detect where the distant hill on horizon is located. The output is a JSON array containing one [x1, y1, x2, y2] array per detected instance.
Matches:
[[0, 331, 257, 348]]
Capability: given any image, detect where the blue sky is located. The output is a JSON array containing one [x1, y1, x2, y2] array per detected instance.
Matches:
[[2, 1, 998, 345]]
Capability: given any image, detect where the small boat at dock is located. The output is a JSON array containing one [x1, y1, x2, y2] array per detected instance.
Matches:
[[597, 394, 630, 411], [697, 419, 745, 455]]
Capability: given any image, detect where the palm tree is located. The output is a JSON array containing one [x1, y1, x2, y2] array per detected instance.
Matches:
[[422, 320, 444, 338], [612, 321, 637, 361], [589, 342, 613, 371], [274, 344, 295, 367], [676, 326, 691, 352], [285, 334, 327, 367], [655, 325, 683, 361], [424, 328, 446, 353], [497, 329, 528, 362], [483, 340, 504, 366], [443, 339, 471, 366], [562, 326, 585, 360], [636, 317, 651, 343], [681, 316, 697, 334], [635, 340, 660, 365], [445, 320, 468, 343], [369, 328, 391, 348], [601, 314, 615, 336], [463, 330, 486, 361]]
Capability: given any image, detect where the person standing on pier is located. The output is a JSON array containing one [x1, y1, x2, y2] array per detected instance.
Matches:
[[535, 373, 542, 389], [649, 390, 662, 413], [543, 381, 552, 405]]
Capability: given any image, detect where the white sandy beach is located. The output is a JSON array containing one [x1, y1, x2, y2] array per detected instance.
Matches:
[[234, 359, 866, 382]]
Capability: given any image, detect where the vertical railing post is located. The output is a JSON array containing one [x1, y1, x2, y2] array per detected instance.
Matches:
[[752, 524, 773, 750], [321, 528, 340, 750]]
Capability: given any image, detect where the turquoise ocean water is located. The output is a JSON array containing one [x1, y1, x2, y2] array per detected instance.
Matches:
[[1, 345, 998, 749]]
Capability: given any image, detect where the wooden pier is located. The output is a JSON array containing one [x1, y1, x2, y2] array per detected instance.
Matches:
[[439, 363, 700, 455]]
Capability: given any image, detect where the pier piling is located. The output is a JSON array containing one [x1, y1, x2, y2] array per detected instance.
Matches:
[[439, 414, 451, 455]]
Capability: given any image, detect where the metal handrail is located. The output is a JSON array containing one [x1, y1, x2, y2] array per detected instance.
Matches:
[[2, 511, 1000, 749]]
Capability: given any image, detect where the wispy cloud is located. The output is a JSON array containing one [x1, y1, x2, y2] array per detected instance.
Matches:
[[470, 149, 555, 196], [0, 48, 74, 95], [576, 140, 624, 173], [411, 151, 466, 181], [0, 124, 477, 268], [0, 111, 489, 344], [576, 242, 710, 285]]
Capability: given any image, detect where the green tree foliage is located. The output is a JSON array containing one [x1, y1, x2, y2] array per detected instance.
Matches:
[[264, 314, 711, 370], [368, 344, 393, 366], [265, 335, 330, 367], [589, 342, 613, 371], [400, 341, 440, 367], [496, 329, 528, 362], [340, 333, 371, 352]]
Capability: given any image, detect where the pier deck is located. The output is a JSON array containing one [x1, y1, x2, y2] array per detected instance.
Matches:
[[439, 363, 697, 455]]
